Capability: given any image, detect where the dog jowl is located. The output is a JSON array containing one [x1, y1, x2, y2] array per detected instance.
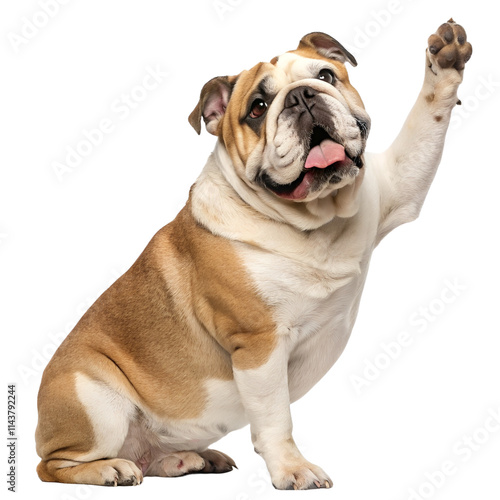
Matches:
[[36, 21, 471, 490]]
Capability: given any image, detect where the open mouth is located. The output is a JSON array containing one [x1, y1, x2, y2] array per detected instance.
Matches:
[[260, 126, 363, 200]]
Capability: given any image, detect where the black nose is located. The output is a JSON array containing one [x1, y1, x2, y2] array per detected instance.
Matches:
[[284, 86, 318, 109]]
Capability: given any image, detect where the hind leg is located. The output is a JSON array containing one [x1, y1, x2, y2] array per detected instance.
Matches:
[[37, 458, 142, 486], [36, 371, 141, 486], [198, 449, 237, 473], [146, 449, 237, 477]]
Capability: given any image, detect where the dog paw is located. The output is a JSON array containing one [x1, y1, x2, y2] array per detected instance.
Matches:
[[101, 458, 143, 486], [427, 19, 472, 73], [271, 461, 332, 490], [198, 449, 237, 473], [158, 449, 236, 477], [160, 451, 207, 477]]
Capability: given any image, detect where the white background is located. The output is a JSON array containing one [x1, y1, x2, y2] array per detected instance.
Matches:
[[1, 0, 499, 499]]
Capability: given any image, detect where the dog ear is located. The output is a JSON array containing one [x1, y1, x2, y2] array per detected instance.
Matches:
[[298, 32, 357, 67], [188, 75, 238, 135]]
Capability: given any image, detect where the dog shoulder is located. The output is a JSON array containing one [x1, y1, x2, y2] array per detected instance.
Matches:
[[162, 201, 279, 371]]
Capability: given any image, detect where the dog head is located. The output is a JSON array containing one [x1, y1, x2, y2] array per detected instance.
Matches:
[[189, 32, 370, 221]]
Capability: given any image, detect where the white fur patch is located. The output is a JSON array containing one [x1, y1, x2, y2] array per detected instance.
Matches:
[[75, 372, 134, 461]]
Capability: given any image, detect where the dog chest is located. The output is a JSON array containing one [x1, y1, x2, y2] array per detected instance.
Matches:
[[234, 228, 372, 401]]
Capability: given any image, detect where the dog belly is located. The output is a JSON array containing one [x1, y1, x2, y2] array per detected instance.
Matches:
[[117, 378, 248, 471]]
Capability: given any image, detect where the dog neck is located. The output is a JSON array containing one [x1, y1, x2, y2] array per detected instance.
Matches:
[[191, 141, 364, 238]]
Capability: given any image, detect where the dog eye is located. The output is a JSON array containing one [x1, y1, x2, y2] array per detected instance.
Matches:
[[317, 68, 335, 85], [249, 98, 268, 119]]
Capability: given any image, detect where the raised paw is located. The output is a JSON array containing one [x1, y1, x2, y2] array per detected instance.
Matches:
[[427, 19, 472, 72], [270, 461, 332, 490], [198, 449, 237, 473]]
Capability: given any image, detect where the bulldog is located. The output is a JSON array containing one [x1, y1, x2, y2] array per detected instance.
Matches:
[[36, 21, 472, 490]]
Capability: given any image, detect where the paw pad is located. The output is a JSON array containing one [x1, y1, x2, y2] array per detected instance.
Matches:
[[427, 19, 472, 71]]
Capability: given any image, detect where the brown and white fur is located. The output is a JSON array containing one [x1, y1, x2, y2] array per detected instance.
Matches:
[[36, 22, 472, 490]]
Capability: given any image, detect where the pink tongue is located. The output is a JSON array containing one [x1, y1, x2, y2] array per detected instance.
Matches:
[[305, 139, 345, 169]]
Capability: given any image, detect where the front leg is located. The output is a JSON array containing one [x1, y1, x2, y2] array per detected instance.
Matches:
[[376, 20, 472, 239], [232, 337, 332, 490]]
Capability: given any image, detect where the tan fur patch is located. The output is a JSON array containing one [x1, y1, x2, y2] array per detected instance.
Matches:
[[36, 199, 277, 471], [171, 200, 277, 370], [220, 63, 273, 168], [36, 360, 96, 462]]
